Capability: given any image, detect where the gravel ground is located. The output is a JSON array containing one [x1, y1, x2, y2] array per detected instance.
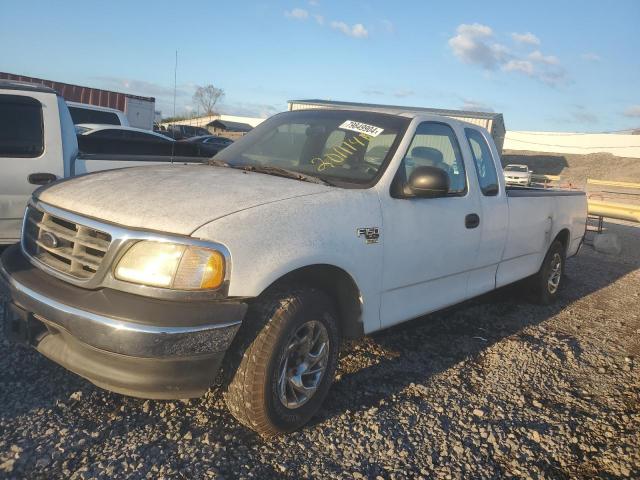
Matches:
[[1, 221, 639, 479]]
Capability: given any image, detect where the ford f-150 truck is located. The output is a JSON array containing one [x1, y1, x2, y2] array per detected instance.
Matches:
[[1, 107, 587, 436]]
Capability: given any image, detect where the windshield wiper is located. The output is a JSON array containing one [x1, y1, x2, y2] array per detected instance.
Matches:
[[238, 165, 333, 186]]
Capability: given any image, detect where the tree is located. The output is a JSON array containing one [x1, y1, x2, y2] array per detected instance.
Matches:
[[193, 85, 224, 116]]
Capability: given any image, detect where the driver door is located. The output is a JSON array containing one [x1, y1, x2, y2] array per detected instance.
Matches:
[[380, 121, 482, 327]]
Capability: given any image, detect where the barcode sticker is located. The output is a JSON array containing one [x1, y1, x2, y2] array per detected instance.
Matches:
[[339, 120, 384, 137]]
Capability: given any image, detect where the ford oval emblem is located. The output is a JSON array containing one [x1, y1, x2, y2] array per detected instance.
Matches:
[[41, 231, 59, 249]]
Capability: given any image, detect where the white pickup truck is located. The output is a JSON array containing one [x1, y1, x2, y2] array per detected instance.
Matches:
[[1, 107, 587, 436], [0, 80, 200, 244]]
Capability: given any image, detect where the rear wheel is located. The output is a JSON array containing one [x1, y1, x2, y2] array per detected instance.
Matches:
[[530, 240, 565, 304], [222, 288, 340, 436]]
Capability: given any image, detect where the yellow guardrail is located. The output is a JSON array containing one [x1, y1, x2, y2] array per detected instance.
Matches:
[[587, 179, 640, 190], [588, 199, 640, 223], [586, 178, 640, 224]]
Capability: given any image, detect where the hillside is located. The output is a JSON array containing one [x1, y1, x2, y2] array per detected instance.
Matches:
[[501, 150, 640, 187]]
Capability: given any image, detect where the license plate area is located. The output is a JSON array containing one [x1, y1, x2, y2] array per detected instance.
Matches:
[[2, 302, 47, 345]]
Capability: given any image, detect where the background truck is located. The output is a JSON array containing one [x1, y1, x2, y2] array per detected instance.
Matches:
[[1, 106, 587, 436], [0, 80, 204, 244]]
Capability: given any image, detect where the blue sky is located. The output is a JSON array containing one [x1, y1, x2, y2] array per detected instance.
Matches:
[[1, 0, 639, 132]]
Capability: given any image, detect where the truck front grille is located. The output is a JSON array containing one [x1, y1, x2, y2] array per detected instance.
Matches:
[[22, 205, 112, 279]]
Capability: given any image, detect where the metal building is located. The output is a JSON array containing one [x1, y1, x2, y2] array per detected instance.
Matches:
[[0, 72, 156, 129], [288, 99, 506, 153]]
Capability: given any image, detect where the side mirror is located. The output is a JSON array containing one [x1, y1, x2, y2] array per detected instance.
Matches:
[[407, 166, 450, 198], [483, 183, 499, 196]]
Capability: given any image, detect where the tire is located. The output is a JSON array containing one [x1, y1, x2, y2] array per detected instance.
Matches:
[[530, 240, 565, 305], [222, 287, 340, 436]]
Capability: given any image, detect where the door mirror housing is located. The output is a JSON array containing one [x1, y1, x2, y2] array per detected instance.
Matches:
[[406, 166, 450, 198]]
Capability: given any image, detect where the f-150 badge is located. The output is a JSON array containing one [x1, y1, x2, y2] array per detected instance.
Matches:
[[357, 227, 380, 244]]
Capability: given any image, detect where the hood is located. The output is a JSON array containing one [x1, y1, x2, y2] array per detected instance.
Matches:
[[504, 170, 530, 177], [38, 164, 331, 235]]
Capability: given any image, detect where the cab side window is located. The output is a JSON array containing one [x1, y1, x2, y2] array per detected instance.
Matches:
[[465, 128, 499, 196], [401, 122, 466, 195], [0, 95, 44, 158]]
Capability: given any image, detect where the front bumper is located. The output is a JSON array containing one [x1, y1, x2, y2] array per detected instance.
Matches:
[[0, 245, 247, 399], [505, 177, 530, 186]]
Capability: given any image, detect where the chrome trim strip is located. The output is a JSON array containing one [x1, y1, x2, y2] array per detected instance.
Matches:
[[21, 200, 232, 301], [1, 262, 241, 358]]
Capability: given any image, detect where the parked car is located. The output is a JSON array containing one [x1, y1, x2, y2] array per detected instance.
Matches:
[[67, 101, 129, 127], [503, 164, 532, 186], [181, 135, 233, 156], [1, 107, 587, 436], [0, 80, 204, 244], [76, 124, 174, 141], [166, 124, 210, 140]]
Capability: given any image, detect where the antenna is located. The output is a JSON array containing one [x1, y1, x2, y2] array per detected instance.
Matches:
[[171, 50, 177, 164]]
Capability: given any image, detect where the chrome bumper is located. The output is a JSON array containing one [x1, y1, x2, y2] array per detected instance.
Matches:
[[0, 244, 245, 359], [1, 244, 247, 398], [2, 268, 240, 357]]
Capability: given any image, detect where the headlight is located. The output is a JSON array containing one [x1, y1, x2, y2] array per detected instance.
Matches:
[[114, 241, 225, 290]]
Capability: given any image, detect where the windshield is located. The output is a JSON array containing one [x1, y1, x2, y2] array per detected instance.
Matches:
[[505, 165, 528, 172], [214, 110, 410, 187]]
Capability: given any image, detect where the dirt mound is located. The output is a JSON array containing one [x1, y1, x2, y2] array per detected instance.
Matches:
[[502, 150, 640, 187]]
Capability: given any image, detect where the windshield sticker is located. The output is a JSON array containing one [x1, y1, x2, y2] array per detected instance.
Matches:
[[339, 120, 384, 138], [311, 132, 371, 171]]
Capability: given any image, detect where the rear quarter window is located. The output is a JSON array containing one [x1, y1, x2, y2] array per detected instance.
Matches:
[[465, 128, 500, 196], [0, 94, 44, 158], [69, 106, 121, 125]]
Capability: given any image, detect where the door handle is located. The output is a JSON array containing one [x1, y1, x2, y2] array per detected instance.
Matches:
[[465, 213, 480, 229], [28, 173, 57, 185]]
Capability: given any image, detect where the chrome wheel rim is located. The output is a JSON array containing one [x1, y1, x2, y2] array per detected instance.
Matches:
[[547, 253, 562, 294], [277, 320, 330, 409]]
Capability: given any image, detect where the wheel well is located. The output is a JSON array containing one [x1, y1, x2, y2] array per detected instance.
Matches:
[[554, 228, 570, 253], [262, 265, 364, 340]]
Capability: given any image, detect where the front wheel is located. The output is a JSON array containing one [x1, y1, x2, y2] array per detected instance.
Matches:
[[530, 240, 565, 304], [223, 288, 340, 436]]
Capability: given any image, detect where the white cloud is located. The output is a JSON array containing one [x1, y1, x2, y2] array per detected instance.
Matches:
[[503, 59, 534, 75], [285, 7, 368, 39], [308, 0, 319, 5], [448, 23, 509, 70], [528, 50, 559, 65], [581, 52, 601, 62], [330, 21, 368, 38], [511, 32, 540, 46], [461, 99, 494, 113], [284, 8, 309, 20], [502, 59, 566, 86], [449, 23, 566, 86], [623, 105, 640, 118]]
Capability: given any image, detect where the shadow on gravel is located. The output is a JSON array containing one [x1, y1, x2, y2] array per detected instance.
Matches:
[[501, 152, 569, 176], [313, 247, 638, 426]]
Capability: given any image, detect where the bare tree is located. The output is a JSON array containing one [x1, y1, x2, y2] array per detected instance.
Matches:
[[193, 85, 225, 116]]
